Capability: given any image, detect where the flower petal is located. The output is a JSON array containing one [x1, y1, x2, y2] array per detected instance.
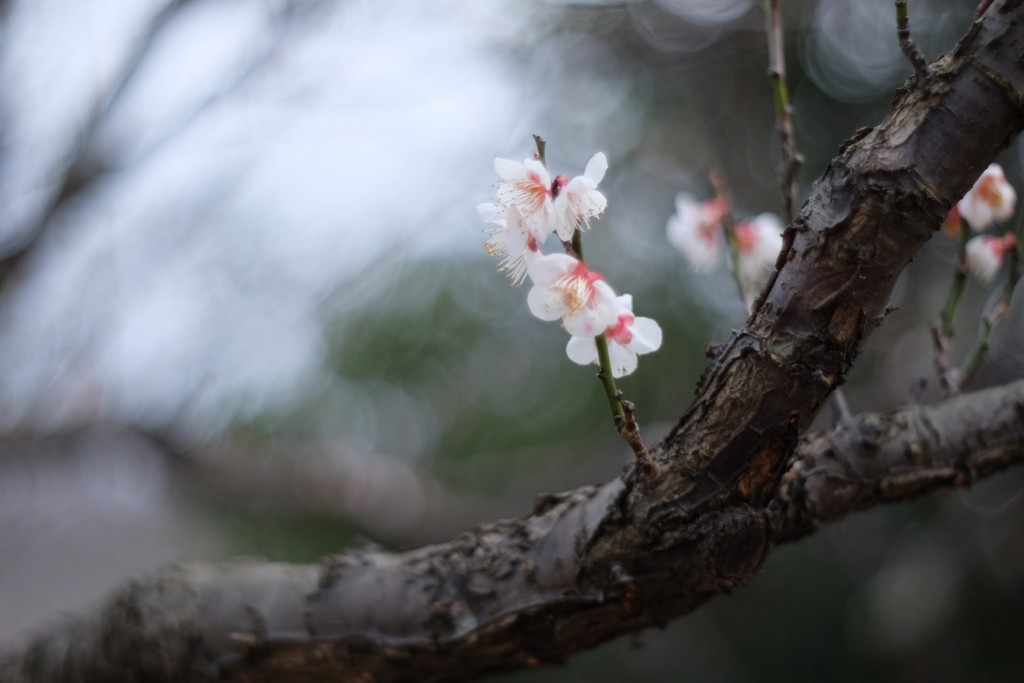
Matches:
[[527, 284, 567, 321], [566, 336, 598, 366], [477, 202, 505, 224], [564, 307, 607, 337], [526, 253, 576, 286], [494, 157, 523, 181], [584, 152, 608, 184], [608, 343, 638, 378], [628, 316, 663, 354]]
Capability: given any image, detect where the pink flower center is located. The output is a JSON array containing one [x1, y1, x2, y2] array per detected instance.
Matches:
[[551, 175, 569, 199], [734, 221, 757, 252], [977, 174, 1005, 208], [698, 198, 729, 245], [988, 233, 1017, 259], [605, 311, 635, 344], [513, 171, 550, 214], [555, 261, 605, 313]]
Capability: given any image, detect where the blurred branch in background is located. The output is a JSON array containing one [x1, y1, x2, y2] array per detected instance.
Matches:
[[0, 0, 329, 293], [0, 0, 192, 290]]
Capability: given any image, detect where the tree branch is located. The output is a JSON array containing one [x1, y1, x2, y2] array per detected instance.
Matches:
[[771, 378, 1024, 543], [3, 380, 1022, 683], [4, 2, 1024, 681]]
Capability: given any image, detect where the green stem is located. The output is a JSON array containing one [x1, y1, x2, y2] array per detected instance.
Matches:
[[572, 229, 584, 261], [595, 335, 625, 419], [962, 314, 994, 382], [573, 227, 622, 418], [961, 224, 1022, 385], [940, 229, 969, 338], [895, 0, 908, 22]]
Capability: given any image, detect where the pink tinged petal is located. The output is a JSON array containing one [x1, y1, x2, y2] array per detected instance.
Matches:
[[607, 343, 639, 378], [605, 309, 636, 345], [959, 163, 1018, 230], [965, 235, 1005, 283], [522, 158, 552, 187], [565, 336, 598, 366], [627, 316, 663, 354], [584, 152, 608, 184]]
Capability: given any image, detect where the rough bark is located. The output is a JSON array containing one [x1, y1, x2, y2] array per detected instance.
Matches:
[[4, 2, 1024, 682], [4, 380, 1022, 683]]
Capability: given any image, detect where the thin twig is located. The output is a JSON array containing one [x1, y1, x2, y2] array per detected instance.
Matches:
[[555, 156, 655, 479], [895, 1, 929, 77], [940, 229, 969, 338], [763, 0, 803, 228], [930, 322, 962, 395], [614, 392, 658, 480], [960, 233, 1021, 387], [532, 134, 547, 164], [708, 170, 746, 306]]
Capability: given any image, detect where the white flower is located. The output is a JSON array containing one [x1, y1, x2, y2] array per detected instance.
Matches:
[[734, 213, 783, 303], [566, 294, 662, 378], [526, 253, 618, 336], [550, 152, 609, 241], [480, 205, 541, 285], [958, 163, 1017, 231], [493, 156, 558, 243], [666, 194, 728, 271], [965, 234, 1013, 283], [491, 152, 609, 244]]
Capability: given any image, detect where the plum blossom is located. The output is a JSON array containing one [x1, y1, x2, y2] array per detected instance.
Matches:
[[493, 157, 557, 242], [666, 194, 729, 271], [965, 233, 1017, 283], [957, 163, 1017, 231], [480, 205, 541, 285], [734, 213, 783, 305], [526, 253, 618, 336], [491, 153, 608, 244], [566, 294, 662, 378], [550, 152, 608, 240]]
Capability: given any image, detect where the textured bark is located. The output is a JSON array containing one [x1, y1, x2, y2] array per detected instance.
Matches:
[[4, 381, 1022, 683], [4, 2, 1024, 682]]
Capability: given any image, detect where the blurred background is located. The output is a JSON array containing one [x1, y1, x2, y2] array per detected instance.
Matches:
[[1, 0, 1022, 680]]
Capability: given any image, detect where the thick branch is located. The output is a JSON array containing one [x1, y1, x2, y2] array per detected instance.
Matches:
[[3, 380, 1022, 683], [771, 378, 1024, 542]]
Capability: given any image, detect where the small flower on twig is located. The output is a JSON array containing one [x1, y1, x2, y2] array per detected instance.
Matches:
[[565, 294, 662, 378], [965, 233, 1017, 284], [526, 254, 618, 337], [666, 193, 728, 272], [957, 163, 1016, 232]]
